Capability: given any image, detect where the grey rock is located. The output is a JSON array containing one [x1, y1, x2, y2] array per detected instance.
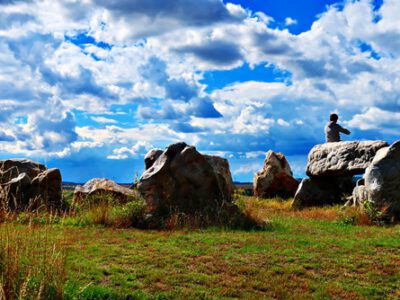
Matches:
[[292, 177, 345, 209], [204, 155, 235, 198], [336, 175, 356, 195], [137, 142, 234, 216], [0, 172, 32, 210], [351, 185, 368, 207], [0, 159, 63, 210], [306, 140, 388, 177], [364, 141, 400, 220], [144, 149, 163, 170], [73, 178, 138, 204], [254, 150, 299, 198], [30, 168, 63, 209], [0, 159, 46, 181]]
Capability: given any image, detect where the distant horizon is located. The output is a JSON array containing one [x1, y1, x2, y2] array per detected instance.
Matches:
[[1, 0, 398, 183]]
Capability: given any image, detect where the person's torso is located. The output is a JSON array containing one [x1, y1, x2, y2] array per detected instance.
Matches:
[[325, 121, 340, 142]]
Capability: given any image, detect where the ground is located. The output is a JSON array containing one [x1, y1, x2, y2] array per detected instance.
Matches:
[[2, 197, 400, 299]]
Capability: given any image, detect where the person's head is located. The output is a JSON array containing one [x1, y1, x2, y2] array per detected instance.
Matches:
[[330, 113, 339, 122]]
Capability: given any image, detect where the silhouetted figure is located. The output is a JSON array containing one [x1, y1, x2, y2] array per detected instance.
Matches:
[[325, 113, 350, 142]]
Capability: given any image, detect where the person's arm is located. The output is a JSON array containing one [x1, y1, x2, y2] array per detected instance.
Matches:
[[337, 124, 351, 135]]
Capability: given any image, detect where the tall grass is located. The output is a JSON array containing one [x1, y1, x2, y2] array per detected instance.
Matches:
[[0, 223, 67, 299], [74, 193, 148, 228]]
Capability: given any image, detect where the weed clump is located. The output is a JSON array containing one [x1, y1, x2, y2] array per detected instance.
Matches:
[[71, 193, 148, 228], [0, 224, 67, 299]]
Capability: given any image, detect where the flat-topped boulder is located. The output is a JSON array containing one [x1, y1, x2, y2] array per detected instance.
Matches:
[[138, 142, 234, 216], [306, 140, 388, 177], [254, 150, 299, 198], [73, 178, 138, 204]]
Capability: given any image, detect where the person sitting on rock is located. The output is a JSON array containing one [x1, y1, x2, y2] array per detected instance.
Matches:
[[325, 113, 351, 142]]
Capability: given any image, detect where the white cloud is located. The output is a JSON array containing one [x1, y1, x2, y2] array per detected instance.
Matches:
[[107, 141, 153, 160], [233, 162, 261, 175], [277, 118, 290, 127], [347, 107, 400, 133], [0, 0, 399, 180], [245, 151, 265, 159], [91, 116, 117, 124], [285, 17, 297, 26]]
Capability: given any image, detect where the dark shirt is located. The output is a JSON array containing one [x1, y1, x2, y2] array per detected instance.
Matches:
[[325, 121, 350, 142]]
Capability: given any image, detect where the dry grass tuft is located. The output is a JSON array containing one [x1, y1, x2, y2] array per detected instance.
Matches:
[[292, 207, 341, 221], [237, 195, 379, 226], [0, 223, 67, 299]]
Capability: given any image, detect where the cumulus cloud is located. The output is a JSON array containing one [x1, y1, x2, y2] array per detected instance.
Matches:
[[91, 116, 118, 124], [92, 0, 243, 41], [233, 162, 261, 175], [285, 17, 297, 26], [21, 109, 78, 152], [347, 107, 400, 134], [188, 97, 223, 118], [107, 141, 153, 160], [0, 130, 15, 142], [0, 0, 400, 181], [175, 40, 243, 66]]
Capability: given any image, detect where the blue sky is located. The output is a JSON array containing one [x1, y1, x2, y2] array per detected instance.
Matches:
[[0, 0, 399, 183]]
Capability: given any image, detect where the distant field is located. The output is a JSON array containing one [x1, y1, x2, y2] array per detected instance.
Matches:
[[1, 196, 400, 299]]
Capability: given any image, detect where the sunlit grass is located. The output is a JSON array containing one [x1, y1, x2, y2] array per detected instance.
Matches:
[[0, 194, 399, 299]]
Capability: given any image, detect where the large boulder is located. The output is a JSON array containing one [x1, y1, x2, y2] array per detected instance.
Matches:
[[73, 178, 138, 204], [292, 177, 345, 209], [0, 159, 63, 210], [0, 173, 32, 210], [144, 149, 163, 170], [254, 151, 299, 198], [204, 155, 235, 197], [306, 140, 388, 177], [0, 159, 46, 181], [30, 168, 63, 209], [137, 142, 234, 216], [364, 141, 400, 220]]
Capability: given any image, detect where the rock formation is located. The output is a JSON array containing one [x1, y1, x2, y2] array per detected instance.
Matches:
[[361, 141, 400, 220], [73, 178, 138, 204], [292, 178, 342, 209], [293, 140, 387, 209], [254, 151, 299, 198], [144, 149, 163, 170], [0, 159, 62, 210], [30, 168, 62, 208], [349, 179, 368, 207], [0, 159, 47, 179], [306, 140, 388, 177], [204, 155, 235, 197], [137, 142, 234, 216]]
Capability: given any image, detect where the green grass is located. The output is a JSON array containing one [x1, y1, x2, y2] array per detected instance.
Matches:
[[2, 197, 400, 299]]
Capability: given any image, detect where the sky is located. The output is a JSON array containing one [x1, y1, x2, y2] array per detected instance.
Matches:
[[0, 0, 399, 183]]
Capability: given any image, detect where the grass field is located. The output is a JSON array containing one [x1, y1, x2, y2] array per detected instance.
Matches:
[[1, 197, 400, 299]]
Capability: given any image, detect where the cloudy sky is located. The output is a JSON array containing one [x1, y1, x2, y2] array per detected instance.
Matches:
[[0, 0, 398, 183]]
